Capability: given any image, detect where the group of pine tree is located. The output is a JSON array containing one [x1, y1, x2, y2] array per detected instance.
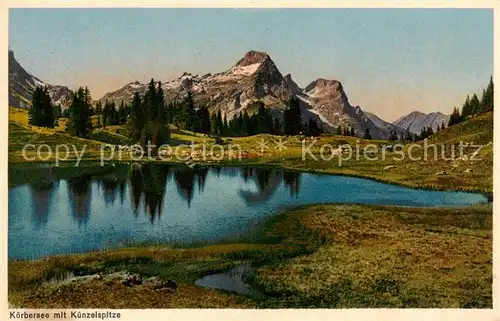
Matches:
[[448, 76, 494, 127], [413, 76, 494, 140], [27, 87, 57, 128], [28, 76, 493, 143]]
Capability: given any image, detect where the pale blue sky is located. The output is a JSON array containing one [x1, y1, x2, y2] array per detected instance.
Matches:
[[9, 8, 493, 121]]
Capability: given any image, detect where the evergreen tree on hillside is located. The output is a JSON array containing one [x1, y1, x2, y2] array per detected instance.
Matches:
[[284, 96, 302, 135], [305, 118, 323, 136], [418, 126, 433, 140], [129, 92, 145, 140], [480, 76, 494, 112], [469, 94, 480, 116], [222, 115, 229, 136], [29, 86, 55, 128], [144, 79, 157, 120], [448, 107, 461, 127], [165, 101, 178, 124], [363, 128, 372, 139], [196, 106, 211, 134], [216, 110, 224, 135], [210, 112, 219, 136], [389, 130, 398, 141], [177, 92, 195, 131], [403, 129, 413, 142], [103, 100, 120, 126], [156, 83, 166, 124], [139, 81, 169, 149], [272, 117, 282, 135], [255, 101, 274, 134], [460, 95, 471, 121], [242, 111, 251, 136], [66, 87, 93, 137], [118, 100, 130, 124], [54, 104, 62, 119], [95, 101, 103, 115]]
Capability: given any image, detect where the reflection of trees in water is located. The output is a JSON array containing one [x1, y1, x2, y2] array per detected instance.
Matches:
[[238, 168, 301, 204], [101, 176, 119, 206], [96, 174, 128, 207], [174, 166, 214, 206], [212, 167, 222, 178], [197, 167, 209, 193], [67, 176, 91, 226], [29, 181, 57, 227], [241, 167, 251, 183], [128, 164, 169, 224], [60, 165, 301, 226], [128, 165, 211, 219], [173, 167, 195, 207], [119, 181, 126, 205], [283, 171, 300, 197], [129, 166, 144, 214], [142, 165, 168, 223]]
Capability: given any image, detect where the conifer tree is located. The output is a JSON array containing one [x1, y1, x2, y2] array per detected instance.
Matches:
[[480, 76, 493, 112], [222, 115, 228, 136], [448, 107, 461, 126], [66, 87, 93, 137], [29, 86, 55, 128], [469, 94, 480, 116], [363, 128, 372, 139], [283, 96, 302, 135], [273, 118, 282, 135], [129, 92, 144, 140]]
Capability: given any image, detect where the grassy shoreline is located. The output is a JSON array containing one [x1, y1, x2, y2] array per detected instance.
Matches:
[[8, 203, 492, 308], [8, 107, 493, 308], [9, 158, 493, 194], [9, 107, 493, 193]]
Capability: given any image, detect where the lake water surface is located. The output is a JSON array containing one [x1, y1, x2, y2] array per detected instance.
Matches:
[[9, 164, 489, 259]]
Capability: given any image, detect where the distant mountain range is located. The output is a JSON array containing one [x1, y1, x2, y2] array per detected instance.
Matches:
[[364, 112, 406, 138], [8, 49, 450, 139], [393, 111, 450, 134]]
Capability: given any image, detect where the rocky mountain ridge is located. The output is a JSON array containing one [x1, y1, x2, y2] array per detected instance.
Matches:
[[9, 50, 73, 109], [97, 50, 392, 138], [9, 49, 450, 139], [393, 111, 450, 134]]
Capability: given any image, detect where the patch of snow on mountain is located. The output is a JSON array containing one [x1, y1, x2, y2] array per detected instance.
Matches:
[[191, 84, 203, 93], [297, 94, 312, 105], [308, 108, 334, 127], [28, 77, 47, 89], [297, 95, 334, 127], [231, 63, 261, 76], [128, 82, 143, 89], [211, 73, 236, 83]]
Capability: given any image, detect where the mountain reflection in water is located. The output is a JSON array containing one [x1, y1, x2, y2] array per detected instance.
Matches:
[[31, 165, 302, 226], [9, 164, 488, 259]]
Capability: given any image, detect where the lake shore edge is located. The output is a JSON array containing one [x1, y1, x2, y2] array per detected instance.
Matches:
[[9, 158, 494, 194], [8, 203, 492, 308]]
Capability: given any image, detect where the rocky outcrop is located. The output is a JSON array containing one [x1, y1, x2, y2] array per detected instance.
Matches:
[[9, 50, 73, 108]]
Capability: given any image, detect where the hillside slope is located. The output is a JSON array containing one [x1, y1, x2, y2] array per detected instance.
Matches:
[[427, 111, 492, 145]]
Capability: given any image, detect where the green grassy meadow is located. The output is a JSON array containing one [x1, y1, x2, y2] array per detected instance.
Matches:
[[7, 106, 493, 308]]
